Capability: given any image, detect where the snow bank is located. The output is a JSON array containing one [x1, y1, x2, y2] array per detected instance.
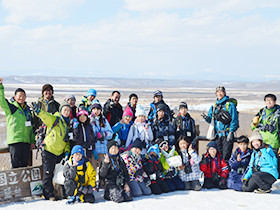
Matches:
[[1, 181, 280, 210]]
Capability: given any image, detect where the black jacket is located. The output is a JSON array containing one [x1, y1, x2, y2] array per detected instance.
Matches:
[[103, 99, 123, 127]]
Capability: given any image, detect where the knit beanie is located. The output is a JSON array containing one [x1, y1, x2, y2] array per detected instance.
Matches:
[[123, 107, 133, 118], [64, 94, 76, 101], [249, 129, 263, 142], [71, 145, 84, 156], [42, 84, 53, 95], [156, 103, 166, 112], [129, 93, 138, 101], [77, 110, 89, 118], [107, 140, 119, 151], [59, 101, 71, 113], [153, 90, 163, 98], [207, 141, 217, 150], [216, 86, 226, 93], [179, 102, 188, 110], [131, 138, 142, 150], [90, 100, 102, 110], [135, 104, 146, 116], [87, 89, 97, 97]]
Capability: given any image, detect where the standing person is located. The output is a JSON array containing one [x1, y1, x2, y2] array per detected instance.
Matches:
[[103, 91, 123, 127], [152, 104, 175, 146], [99, 141, 133, 203], [125, 105, 153, 154], [126, 93, 138, 122], [79, 88, 97, 115], [31, 101, 71, 200], [121, 139, 152, 197], [200, 141, 229, 189], [0, 77, 35, 168], [202, 86, 239, 162], [64, 94, 77, 120], [33, 84, 60, 130], [148, 90, 171, 124], [174, 102, 197, 146], [227, 136, 252, 191], [242, 129, 278, 193], [90, 101, 113, 170]]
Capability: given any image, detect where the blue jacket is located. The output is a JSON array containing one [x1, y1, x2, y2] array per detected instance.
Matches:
[[243, 145, 279, 181], [206, 96, 238, 136], [112, 121, 133, 144]]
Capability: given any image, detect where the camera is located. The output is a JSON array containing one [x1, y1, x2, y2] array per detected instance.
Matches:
[[184, 161, 193, 174]]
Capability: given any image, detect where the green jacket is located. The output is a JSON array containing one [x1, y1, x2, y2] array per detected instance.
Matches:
[[251, 106, 280, 149], [36, 110, 70, 156], [0, 84, 35, 145], [159, 150, 179, 175]]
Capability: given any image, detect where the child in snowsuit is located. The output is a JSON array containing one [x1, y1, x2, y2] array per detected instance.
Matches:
[[126, 104, 153, 154], [242, 129, 279, 193], [64, 145, 96, 204], [112, 106, 134, 151], [152, 104, 175, 146], [121, 139, 152, 197], [200, 141, 229, 189], [142, 144, 170, 194], [79, 89, 97, 115], [99, 141, 133, 203], [227, 135, 251, 191], [157, 138, 185, 191], [176, 136, 202, 191]]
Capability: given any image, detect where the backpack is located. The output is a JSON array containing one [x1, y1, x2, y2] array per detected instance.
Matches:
[[35, 116, 60, 158]]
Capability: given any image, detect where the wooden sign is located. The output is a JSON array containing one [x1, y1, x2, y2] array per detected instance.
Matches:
[[0, 165, 43, 204]]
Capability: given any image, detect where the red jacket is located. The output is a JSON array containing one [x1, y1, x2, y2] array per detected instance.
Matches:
[[200, 152, 229, 179]]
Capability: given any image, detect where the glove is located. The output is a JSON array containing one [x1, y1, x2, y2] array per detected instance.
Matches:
[[252, 116, 259, 127], [73, 118, 79, 129], [143, 177, 151, 186], [97, 132, 103, 139], [65, 152, 69, 161], [134, 168, 144, 177], [201, 154, 207, 165], [87, 185, 94, 194], [201, 113, 210, 121], [149, 173, 156, 181], [227, 132, 234, 142], [92, 150, 99, 160], [165, 169, 175, 178], [78, 185, 88, 194], [242, 179, 248, 187], [31, 102, 40, 114], [109, 101, 114, 109]]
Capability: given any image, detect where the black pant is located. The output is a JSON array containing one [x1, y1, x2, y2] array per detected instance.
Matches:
[[9, 142, 30, 168], [42, 150, 64, 199], [215, 136, 233, 162], [150, 179, 170, 195], [203, 177, 227, 189], [242, 171, 276, 192]]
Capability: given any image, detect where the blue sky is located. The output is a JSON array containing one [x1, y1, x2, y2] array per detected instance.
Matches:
[[0, 0, 280, 81]]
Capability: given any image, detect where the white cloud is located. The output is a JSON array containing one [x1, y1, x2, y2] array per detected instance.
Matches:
[[2, 0, 85, 24]]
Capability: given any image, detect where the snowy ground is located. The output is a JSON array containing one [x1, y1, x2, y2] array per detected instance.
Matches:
[[1, 181, 280, 210]]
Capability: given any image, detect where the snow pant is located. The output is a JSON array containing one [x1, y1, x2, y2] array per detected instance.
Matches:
[[64, 180, 95, 203], [128, 180, 152, 197], [215, 135, 233, 162], [42, 150, 64, 199], [165, 177, 185, 191], [184, 180, 202, 191], [149, 178, 170, 195], [242, 171, 276, 192], [9, 142, 30, 168], [203, 177, 227, 189], [272, 149, 280, 178], [104, 184, 133, 203], [227, 172, 243, 191]]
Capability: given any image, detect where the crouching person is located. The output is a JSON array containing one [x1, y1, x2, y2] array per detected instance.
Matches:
[[121, 139, 152, 197], [99, 141, 133, 203], [242, 129, 279, 193], [143, 144, 170, 194], [227, 136, 252, 191], [64, 145, 96, 204], [200, 141, 229, 189]]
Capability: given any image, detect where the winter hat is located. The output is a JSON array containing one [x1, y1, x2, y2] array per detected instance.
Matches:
[[90, 101, 102, 110], [129, 93, 138, 101], [237, 135, 249, 144], [156, 103, 166, 112], [42, 84, 53, 95], [71, 145, 84, 156], [207, 141, 217, 150], [147, 144, 160, 158], [216, 86, 226, 93], [131, 138, 142, 150], [135, 104, 146, 116], [123, 107, 133, 118], [179, 102, 188, 110], [107, 140, 119, 151], [249, 129, 263, 142], [153, 90, 163, 98], [87, 89, 97, 97], [77, 109, 89, 118], [64, 94, 76, 101], [59, 101, 71, 113]]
